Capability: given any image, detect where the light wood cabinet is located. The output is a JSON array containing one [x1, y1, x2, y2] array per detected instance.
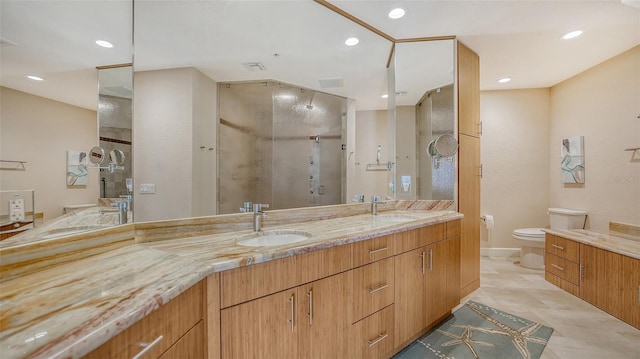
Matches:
[[85, 280, 204, 359], [394, 236, 461, 349], [457, 40, 481, 299], [351, 257, 394, 323], [220, 272, 350, 359], [546, 235, 640, 330], [351, 305, 395, 359], [458, 133, 480, 298], [352, 234, 394, 267], [220, 288, 298, 358]]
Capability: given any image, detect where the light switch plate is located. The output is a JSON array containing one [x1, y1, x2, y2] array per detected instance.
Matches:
[[140, 184, 156, 194]]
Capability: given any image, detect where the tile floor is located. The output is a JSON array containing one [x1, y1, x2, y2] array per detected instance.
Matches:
[[462, 256, 640, 359]]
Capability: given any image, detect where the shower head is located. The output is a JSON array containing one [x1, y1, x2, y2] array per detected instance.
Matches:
[[307, 91, 316, 110]]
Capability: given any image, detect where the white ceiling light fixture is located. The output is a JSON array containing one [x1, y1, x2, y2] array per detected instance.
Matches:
[[95, 39, 114, 48], [381, 94, 388, 98], [388, 8, 406, 20], [498, 77, 512, 83], [345, 37, 359, 46], [27, 75, 44, 81], [562, 30, 583, 40]]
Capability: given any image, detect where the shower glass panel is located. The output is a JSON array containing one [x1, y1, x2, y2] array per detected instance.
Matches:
[[218, 81, 346, 214], [417, 84, 455, 199]]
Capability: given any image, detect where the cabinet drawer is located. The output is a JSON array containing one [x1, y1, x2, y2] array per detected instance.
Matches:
[[351, 305, 395, 359], [545, 234, 579, 262], [159, 320, 204, 359], [545, 271, 579, 297], [446, 219, 461, 239], [221, 244, 350, 308], [351, 257, 395, 323], [352, 234, 394, 267], [395, 224, 445, 254], [86, 281, 203, 359], [545, 253, 579, 285]]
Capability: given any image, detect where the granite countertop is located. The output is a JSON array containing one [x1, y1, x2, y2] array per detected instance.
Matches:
[[543, 227, 640, 260], [0, 206, 461, 359]]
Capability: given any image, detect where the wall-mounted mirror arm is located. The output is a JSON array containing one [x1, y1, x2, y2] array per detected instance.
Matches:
[[87, 146, 126, 173]]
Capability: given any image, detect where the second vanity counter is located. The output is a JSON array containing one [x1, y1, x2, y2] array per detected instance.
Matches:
[[0, 203, 462, 359]]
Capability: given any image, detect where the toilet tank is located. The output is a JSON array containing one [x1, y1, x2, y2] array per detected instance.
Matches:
[[548, 208, 588, 229]]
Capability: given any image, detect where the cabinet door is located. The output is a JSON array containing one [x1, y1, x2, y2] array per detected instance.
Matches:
[[620, 255, 640, 328], [426, 238, 461, 325], [159, 321, 204, 359], [458, 133, 481, 297], [579, 244, 606, 308], [220, 289, 298, 358], [394, 247, 427, 348], [298, 272, 350, 359]]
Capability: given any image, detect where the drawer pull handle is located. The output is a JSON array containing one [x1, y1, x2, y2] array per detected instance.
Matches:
[[307, 290, 313, 325], [288, 294, 295, 332], [580, 264, 584, 280], [368, 332, 389, 347], [429, 249, 433, 271], [420, 251, 426, 274], [369, 284, 389, 294], [132, 335, 163, 359], [551, 244, 565, 250], [551, 263, 565, 271], [369, 247, 388, 255]]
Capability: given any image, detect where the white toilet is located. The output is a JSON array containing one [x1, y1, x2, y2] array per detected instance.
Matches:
[[513, 208, 588, 269]]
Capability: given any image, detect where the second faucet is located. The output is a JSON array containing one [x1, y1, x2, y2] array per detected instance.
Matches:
[[253, 203, 270, 231]]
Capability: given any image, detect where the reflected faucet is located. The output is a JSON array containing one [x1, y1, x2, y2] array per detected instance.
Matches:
[[370, 196, 386, 215], [111, 201, 128, 224], [253, 203, 269, 231], [240, 201, 253, 213]]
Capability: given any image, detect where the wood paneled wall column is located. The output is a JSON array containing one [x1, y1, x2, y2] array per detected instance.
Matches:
[[457, 41, 481, 298]]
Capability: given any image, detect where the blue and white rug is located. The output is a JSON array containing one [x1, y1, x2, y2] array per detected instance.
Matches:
[[393, 301, 554, 359]]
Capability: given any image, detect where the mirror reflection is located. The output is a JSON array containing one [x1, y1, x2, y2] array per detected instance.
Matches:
[[0, 0, 133, 241]]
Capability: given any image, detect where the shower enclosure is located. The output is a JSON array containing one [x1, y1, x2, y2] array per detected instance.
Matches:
[[417, 84, 455, 200], [218, 81, 347, 214]]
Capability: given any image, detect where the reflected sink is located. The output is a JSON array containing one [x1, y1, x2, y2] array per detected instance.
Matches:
[[375, 214, 419, 222], [236, 230, 312, 247], [40, 226, 104, 240]]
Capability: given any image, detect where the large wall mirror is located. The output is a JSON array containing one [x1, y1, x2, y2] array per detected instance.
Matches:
[[1, 0, 457, 239], [0, 1, 133, 241]]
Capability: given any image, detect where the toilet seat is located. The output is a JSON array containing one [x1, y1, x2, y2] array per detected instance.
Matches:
[[513, 228, 545, 241]]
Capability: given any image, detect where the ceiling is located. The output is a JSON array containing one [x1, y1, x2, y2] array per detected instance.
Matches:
[[1, 0, 638, 111]]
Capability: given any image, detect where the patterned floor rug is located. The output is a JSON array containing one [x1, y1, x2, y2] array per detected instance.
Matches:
[[393, 301, 554, 359]]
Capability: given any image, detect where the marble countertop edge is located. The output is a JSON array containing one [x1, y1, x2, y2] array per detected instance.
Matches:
[[543, 228, 640, 260]]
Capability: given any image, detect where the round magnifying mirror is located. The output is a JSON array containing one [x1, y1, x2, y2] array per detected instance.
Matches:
[[89, 146, 105, 165], [427, 134, 459, 157], [109, 149, 126, 166]]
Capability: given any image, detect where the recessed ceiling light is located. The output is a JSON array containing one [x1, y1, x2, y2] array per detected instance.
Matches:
[[345, 37, 359, 46], [381, 94, 389, 99], [388, 8, 406, 19], [562, 30, 583, 40], [498, 77, 512, 83], [27, 75, 44, 81], [95, 40, 114, 48]]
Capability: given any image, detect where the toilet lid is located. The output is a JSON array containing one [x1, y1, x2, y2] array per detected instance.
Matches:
[[513, 228, 545, 238]]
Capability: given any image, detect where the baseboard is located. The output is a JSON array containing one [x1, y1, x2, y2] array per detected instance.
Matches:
[[480, 247, 520, 258]]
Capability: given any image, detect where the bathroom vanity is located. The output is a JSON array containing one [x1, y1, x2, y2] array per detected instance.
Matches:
[[544, 223, 640, 330], [0, 201, 463, 359]]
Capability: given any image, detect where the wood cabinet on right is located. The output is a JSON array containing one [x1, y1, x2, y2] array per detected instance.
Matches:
[[545, 234, 640, 330]]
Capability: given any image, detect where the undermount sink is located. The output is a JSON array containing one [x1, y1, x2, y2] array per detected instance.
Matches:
[[236, 230, 312, 247], [375, 214, 420, 222]]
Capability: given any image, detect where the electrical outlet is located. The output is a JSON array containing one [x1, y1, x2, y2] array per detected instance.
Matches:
[[140, 184, 156, 194], [9, 199, 25, 222]]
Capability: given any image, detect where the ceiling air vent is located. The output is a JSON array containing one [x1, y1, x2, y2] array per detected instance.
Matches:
[[319, 78, 344, 89], [242, 62, 266, 71]]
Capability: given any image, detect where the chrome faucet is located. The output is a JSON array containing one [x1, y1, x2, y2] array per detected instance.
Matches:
[[240, 201, 253, 213], [370, 195, 386, 215], [111, 201, 128, 224], [253, 203, 269, 231]]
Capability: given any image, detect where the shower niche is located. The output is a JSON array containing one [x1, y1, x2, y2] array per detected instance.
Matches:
[[218, 81, 347, 214]]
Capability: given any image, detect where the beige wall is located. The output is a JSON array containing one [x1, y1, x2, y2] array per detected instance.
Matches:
[[480, 45, 640, 249], [353, 110, 390, 199], [134, 68, 217, 222], [480, 88, 551, 249], [549, 45, 640, 231], [0, 87, 99, 220]]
